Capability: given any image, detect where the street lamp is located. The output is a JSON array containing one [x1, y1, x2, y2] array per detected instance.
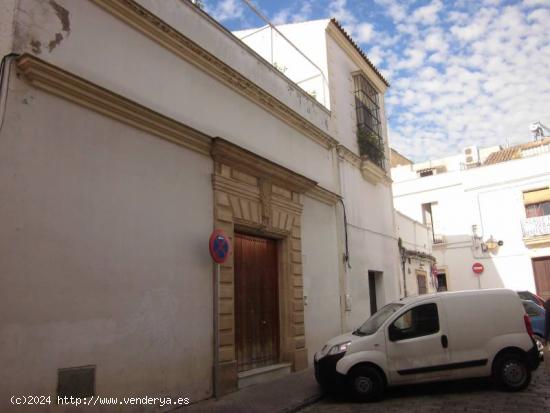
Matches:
[[485, 236, 498, 251]]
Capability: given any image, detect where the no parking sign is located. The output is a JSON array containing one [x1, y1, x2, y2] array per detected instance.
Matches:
[[209, 229, 231, 264]]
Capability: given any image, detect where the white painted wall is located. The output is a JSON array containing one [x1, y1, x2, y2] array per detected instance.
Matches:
[[12, 0, 339, 193], [232, 17, 401, 330], [0, 77, 214, 410], [393, 150, 550, 295], [2, 0, 404, 403], [301, 196, 341, 361], [0, 0, 17, 57], [339, 162, 401, 330]]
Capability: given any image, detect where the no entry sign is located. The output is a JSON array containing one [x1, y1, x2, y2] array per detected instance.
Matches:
[[472, 262, 484, 274], [209, 229, 231, 264]]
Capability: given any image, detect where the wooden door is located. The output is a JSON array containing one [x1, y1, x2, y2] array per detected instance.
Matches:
[[532, 257, 550, 301], [416, 272, 427, 295], [234, 233, 279, 372]]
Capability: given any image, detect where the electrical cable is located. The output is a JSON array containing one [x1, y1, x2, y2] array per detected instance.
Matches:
[[339, 198, 351, 268]]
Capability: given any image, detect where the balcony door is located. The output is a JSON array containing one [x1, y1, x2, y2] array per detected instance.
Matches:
[[532, 257, 550, 301]]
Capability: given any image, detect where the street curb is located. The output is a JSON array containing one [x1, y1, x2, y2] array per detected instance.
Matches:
[[281, 394, 323, 413]]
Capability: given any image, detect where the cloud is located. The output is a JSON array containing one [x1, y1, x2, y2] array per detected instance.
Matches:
[[411, 0, 443, 25], [385, 2, 550, 161], [522, 0, 550, 7], [329, 0, 355, 25], [207, 0, 244, 22], [272, 1, 314, 25], [395, 48, 426, 70], [355, 22, 375, 43], [373, 0, 408, 22]]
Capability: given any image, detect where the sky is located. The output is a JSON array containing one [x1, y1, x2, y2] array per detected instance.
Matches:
[[202, 0, 550, 162]]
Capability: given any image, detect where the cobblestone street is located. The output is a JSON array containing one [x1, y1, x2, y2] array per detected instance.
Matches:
[[302, 368, 550, 413]]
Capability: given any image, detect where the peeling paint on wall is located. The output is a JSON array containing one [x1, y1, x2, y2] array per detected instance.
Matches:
[[15, 0, 71, 55], [48, 32, 63, 52], [49, 0, 70, 34], [30, 39, 42, 54]]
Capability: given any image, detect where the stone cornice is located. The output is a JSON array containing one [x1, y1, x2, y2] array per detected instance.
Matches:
[[91, 0, 338, 150], [306, 186, 341, 205], [336, 145, 391, 185], [336, 145, 362, 168], [211, 138, 317, 194], [16, 53, 212, 156], [361, 159, 393, 186]]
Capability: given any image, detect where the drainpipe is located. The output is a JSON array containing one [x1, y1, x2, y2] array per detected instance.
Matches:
[[398, 238, 407, 298]]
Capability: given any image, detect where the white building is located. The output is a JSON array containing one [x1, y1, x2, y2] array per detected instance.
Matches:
[[0, 1, 401, 408], [392, 139, 550, 300], [235, 17, 404, 328], [395, 211, 438, 297]]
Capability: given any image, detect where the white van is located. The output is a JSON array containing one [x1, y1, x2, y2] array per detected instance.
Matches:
[[314, 289, 540, 401]]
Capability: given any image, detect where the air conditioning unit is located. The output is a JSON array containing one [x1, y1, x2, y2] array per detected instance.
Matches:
[[463, 146, 479, 165]]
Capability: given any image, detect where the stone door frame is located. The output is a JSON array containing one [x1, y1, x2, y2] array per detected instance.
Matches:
[[211, 138, 316, 394]]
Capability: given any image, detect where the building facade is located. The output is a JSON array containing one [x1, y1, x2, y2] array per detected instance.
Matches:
[[392, 140, 550, 300], [0, 0, 401, 409], [395, 211, 438, 297]]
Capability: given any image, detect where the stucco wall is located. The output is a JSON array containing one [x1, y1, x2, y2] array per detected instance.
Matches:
[[301, 196, 341, 361], [339, 163, 400, 330], [0, 76, 214, 409], [12, 0, 338, 193], [0, 0, 17, 57]]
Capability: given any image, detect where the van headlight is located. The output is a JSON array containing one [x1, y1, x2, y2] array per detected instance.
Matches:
[[327, 341, 351, 356]]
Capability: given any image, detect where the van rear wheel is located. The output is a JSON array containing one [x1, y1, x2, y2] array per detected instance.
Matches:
[[493, 354, 531, 392], [349, 366, 385, 402]]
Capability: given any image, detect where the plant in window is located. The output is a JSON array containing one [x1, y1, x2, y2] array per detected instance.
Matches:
[[357, 128, 385, 167]]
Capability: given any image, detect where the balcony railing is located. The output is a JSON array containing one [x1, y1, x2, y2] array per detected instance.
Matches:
[[521, 215, 550, 238]]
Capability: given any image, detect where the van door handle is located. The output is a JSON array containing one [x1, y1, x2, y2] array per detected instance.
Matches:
[[441, 335, 448, 348]]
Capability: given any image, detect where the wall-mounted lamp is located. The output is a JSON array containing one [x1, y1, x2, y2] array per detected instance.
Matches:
[[482, 235, 503, 252], [485, 236, 498, 250]]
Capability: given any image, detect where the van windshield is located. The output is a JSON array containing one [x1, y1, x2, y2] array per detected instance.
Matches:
[[354, 303, 404, 336]]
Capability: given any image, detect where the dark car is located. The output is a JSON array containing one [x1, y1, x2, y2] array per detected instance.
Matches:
[[518, 290, 546, 307], [521, 299, 545, 356]]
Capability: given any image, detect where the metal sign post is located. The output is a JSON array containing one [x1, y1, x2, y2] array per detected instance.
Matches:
[[472, 262, 484, 290], [213, 262, 220, 399], [208, 229, 231, 400]]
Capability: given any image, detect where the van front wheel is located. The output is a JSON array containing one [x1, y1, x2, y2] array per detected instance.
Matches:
[[349, 366, 385, 402], [493, 354, 531, 391]]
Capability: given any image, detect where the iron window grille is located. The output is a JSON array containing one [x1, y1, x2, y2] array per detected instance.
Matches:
[[353, 73, 385, 169]]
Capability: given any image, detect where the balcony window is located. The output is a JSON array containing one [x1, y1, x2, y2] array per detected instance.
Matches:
[[522, 188, 550, 240], [525, 201, 550, 218], [353, 73, 384, 169], [523, 188, 550, 218]]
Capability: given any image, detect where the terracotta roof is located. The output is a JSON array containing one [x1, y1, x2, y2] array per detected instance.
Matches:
[[483, 137, 550, 165], [329, 18, 390, 87]]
